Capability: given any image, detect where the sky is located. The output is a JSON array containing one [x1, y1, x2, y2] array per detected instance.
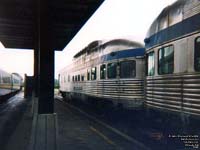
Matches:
[[55, 0, 176, 78], [0, 43, 33, 78], [0, 0, 176, 78]]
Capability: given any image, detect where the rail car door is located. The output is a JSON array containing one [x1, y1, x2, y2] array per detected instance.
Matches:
[[114, 55, 121, 107], [145, 51, 155, 107], [106, 58, 120, 106], [116, 59, 121, 106], [118, 58, 140, 108], [99, 64, 106, 99]]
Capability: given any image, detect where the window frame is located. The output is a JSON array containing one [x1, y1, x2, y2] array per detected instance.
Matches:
[[119, 60, 136, 78], [194, 36, 200, 72], [87, 70, 90, 80], [146, 51, 155, 76], [91, 67, 97, 80], [158, 45, 174, 75], [107, 62, 117, 79], [75, 75, 77, 82], [78, 75, 80, 81], [100, 64, 106, 79], [64, 75, 66, 83], [81, 75, 84, 81], [68, 75, 70, 82]]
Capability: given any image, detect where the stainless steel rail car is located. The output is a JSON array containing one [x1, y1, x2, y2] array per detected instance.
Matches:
[[144, 0, 200, 116], [59, 39, 145, 108], [0, 69, 23, 98], [11, 73, 23, 91]]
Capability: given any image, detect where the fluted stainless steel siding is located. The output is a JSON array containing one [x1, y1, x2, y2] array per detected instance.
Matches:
[[145, 73, 200, 116], [74, 79, 144, 106]]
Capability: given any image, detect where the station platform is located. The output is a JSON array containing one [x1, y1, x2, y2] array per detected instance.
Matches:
[[0, 89, 20, 102], [0, 89, 12, 96], [0, 92, 147, 150]]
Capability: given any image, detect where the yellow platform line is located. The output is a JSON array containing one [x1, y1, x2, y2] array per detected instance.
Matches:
[[90, 126, 116, 146]]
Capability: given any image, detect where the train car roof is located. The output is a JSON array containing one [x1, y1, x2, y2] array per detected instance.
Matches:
[[12, 73, 23, 80], [0, 69, 23, 80], [100, 39, 143, 48], [0, 68, 10, 76], [73, 39, 143, 58], [73, 40, 102, 58], [145, 0, 200, 39]]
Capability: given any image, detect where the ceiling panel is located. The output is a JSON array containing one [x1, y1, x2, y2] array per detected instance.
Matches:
[[0, 0, 104, 50]]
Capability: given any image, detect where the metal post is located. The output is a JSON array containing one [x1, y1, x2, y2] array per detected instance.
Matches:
[[34, 49, 39, 97], [38, 0, 54, 114]]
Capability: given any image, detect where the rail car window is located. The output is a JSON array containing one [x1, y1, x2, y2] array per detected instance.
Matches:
[[91, 67, 96, 80], [60, 76, 62, 83], [60, 76, 63, 83], [87, 70, 90, 80], [195, 37, 200, 71], [14, 79, 19, 84], [120, 60, 136, 78], [68, 75, 70, 82], [75, 75, 77, 82], [107, 62, 117, 79], [78, 75, 80, 81], [13, 79, 19, 84], [100, 64, 106, 79], [64, 76, 66, 83], [158, 45, 174, 74], [2, 77, 11, 83], [72, 76, 74, 82], [81, 75, 84, 81], [147, 52, 155, 76], [58, 74, 60, 84]]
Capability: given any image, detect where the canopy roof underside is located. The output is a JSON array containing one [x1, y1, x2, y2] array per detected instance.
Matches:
[[0, 0, 104, 50]]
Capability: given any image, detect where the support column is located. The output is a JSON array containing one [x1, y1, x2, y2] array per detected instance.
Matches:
[[30, 2, 57, 149], [38, 0, 54, 114], [34, 48, 39, 97], [38, 50, 54, 114]]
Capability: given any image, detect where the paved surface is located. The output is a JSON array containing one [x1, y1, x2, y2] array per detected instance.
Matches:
[[56, 99, 145, 150], [68, 98, 200, 150], [0, 93, 146, 150], [1, 93, 199, 150], [0, 89, 11, 96], [0, 92, 32, 150]]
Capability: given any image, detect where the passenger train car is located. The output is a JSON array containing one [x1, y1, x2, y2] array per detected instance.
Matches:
[[0, 69, 23, 100], [144, 0, 200, 116], [59, 39, 145, 108]]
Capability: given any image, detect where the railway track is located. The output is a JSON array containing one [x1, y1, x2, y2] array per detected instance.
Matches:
[[55, 96, 149, 150], [55, 95, 200, 150]]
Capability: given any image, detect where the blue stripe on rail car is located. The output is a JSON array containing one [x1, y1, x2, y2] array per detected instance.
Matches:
[[101, 48, 145, 62], [145, 13, 200, 49]]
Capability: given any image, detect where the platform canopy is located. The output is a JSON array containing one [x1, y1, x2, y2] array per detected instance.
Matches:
[[0, 0, 104, 50]]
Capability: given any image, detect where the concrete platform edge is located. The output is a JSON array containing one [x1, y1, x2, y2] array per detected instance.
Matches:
[[29, 97, 58, 150]]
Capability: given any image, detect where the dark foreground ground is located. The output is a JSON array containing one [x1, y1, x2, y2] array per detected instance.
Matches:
[[66, 98, 200, 150], [0, 93, 146, 150], [0, 92, 32, 150], [0, 92, 199, 150]]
